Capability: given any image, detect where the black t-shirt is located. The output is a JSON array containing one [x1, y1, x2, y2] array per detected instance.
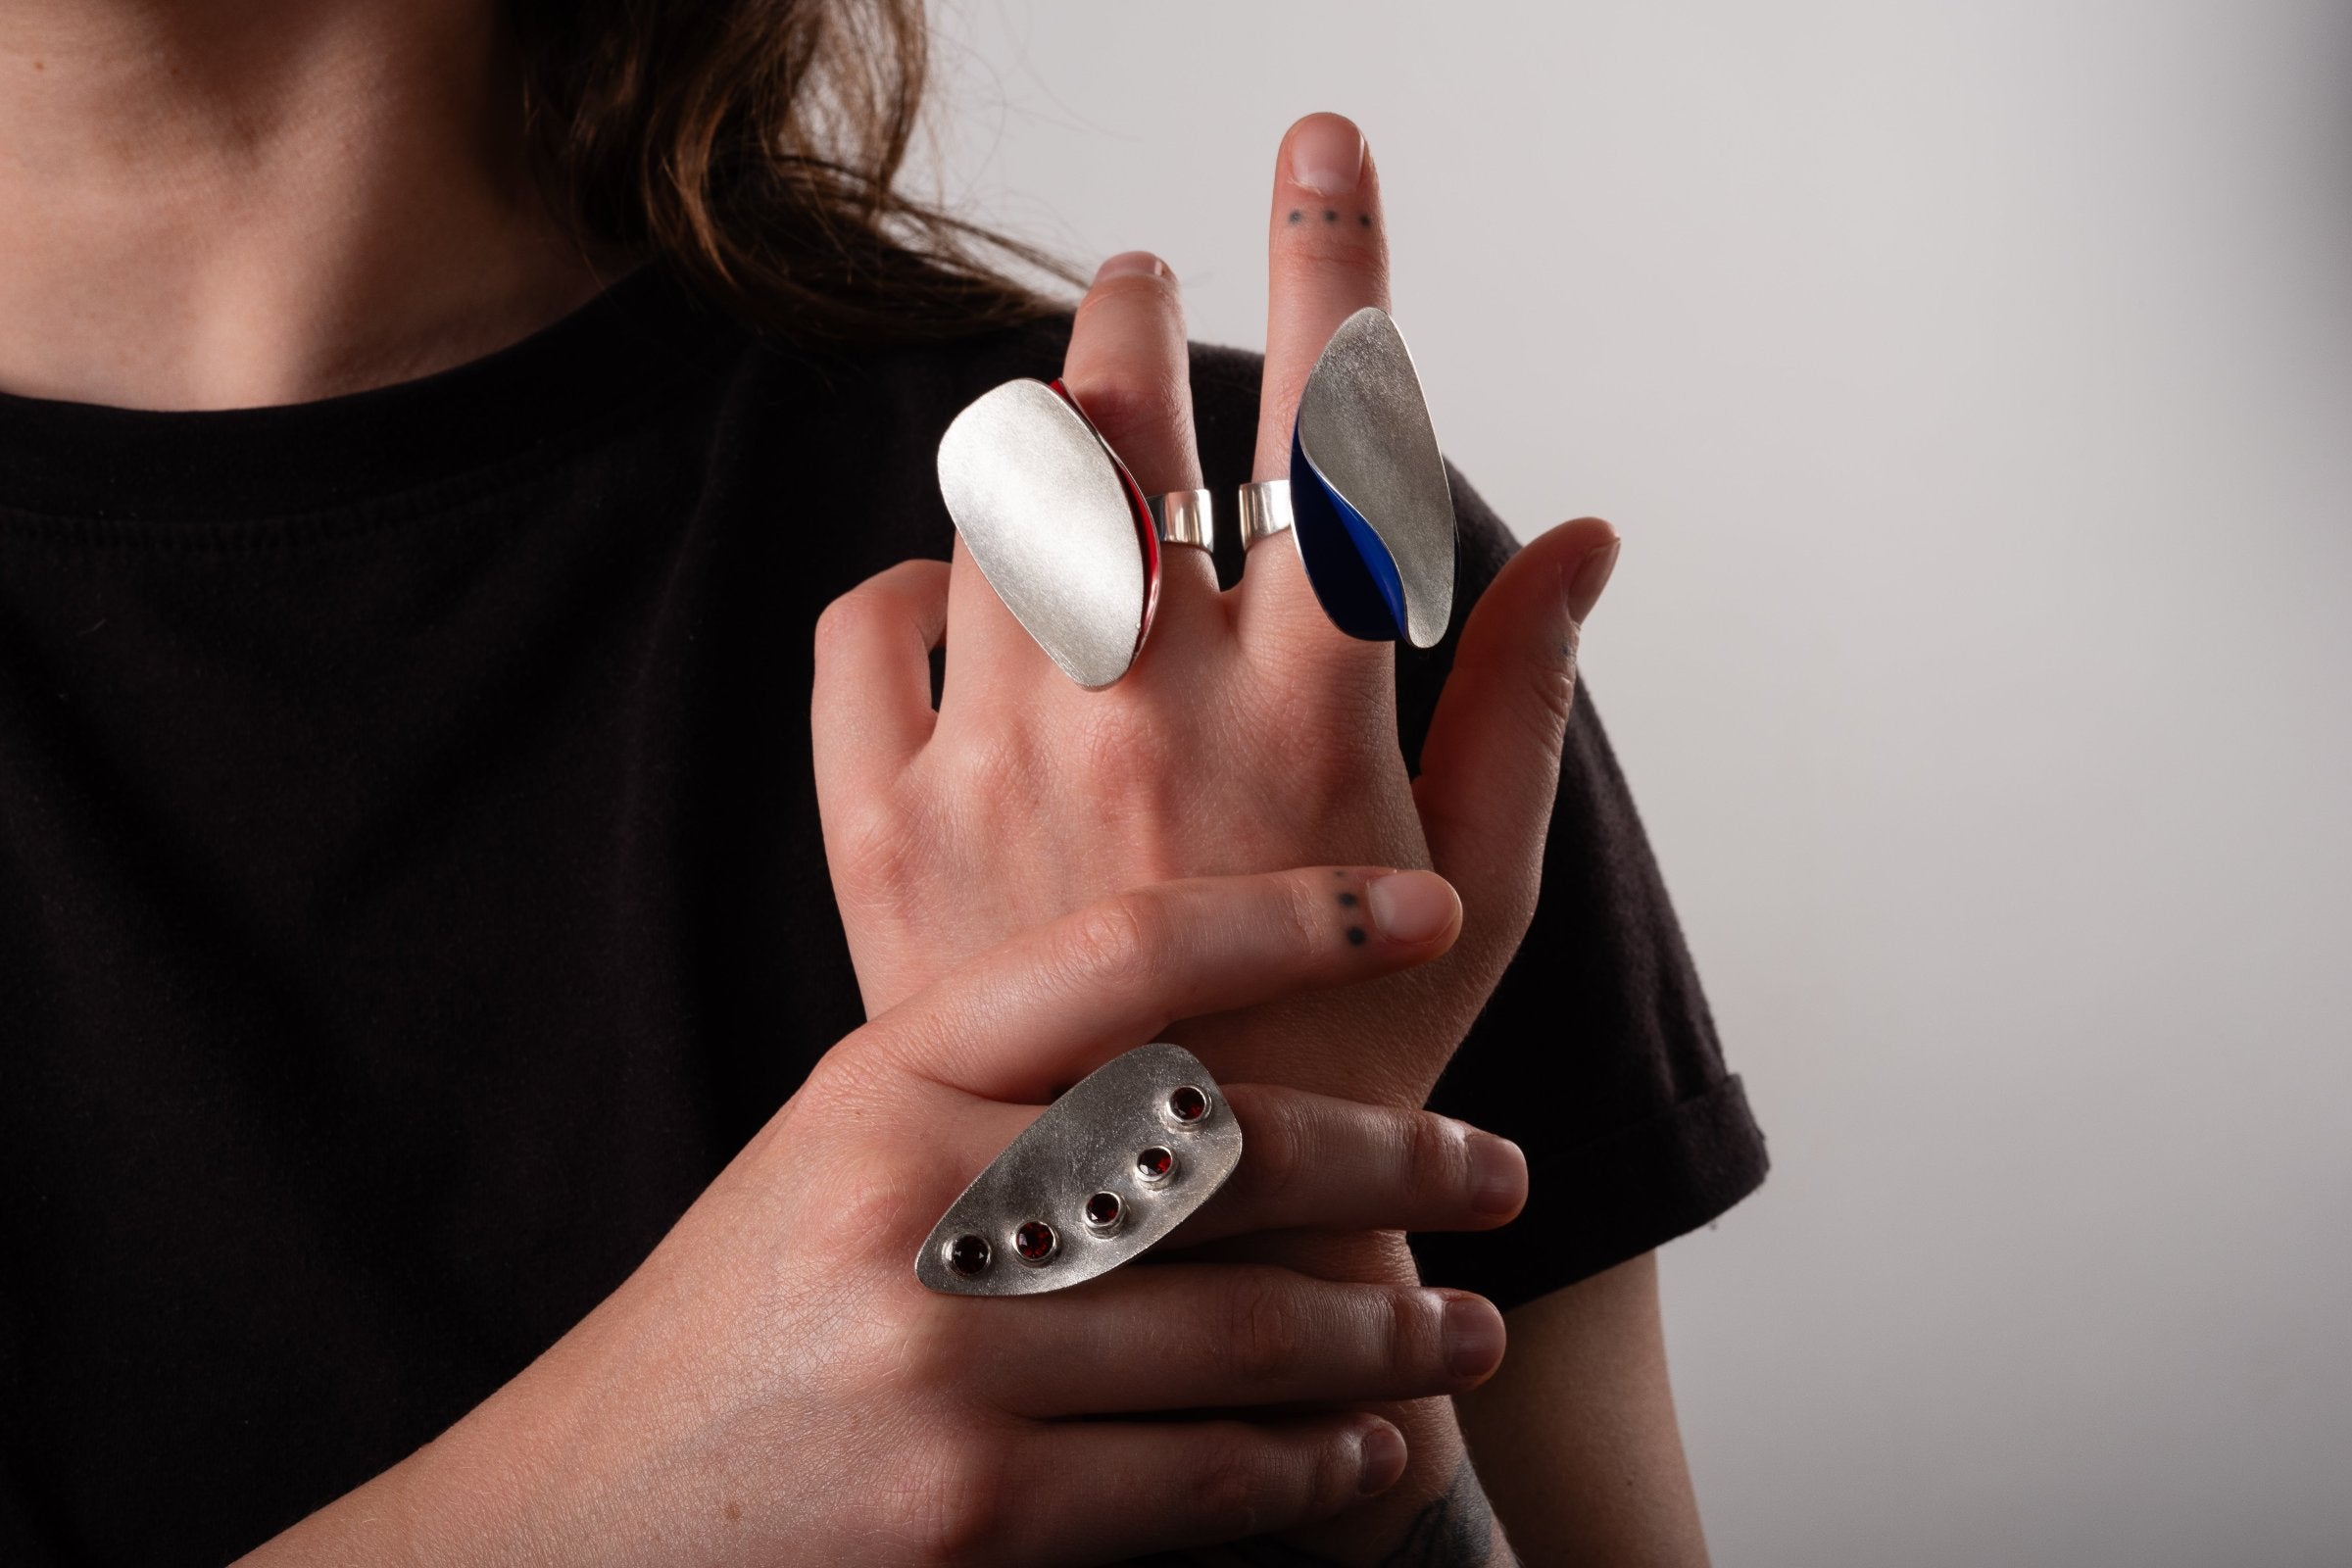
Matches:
[[0, 268, 1765, 1565]]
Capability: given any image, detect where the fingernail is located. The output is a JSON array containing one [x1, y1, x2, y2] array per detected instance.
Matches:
[[1288, 114, 1365, 195], [1094, 250, 1169, 283], [1467, 1132, 1528, 1219], [1358, 1420, 1408, 1494], [1365, 869, 1458, 946], [1442, 1296, 1506, 1382], [1567, 538, 1621, 624]]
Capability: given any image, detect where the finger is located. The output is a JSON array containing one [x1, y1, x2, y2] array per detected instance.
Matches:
[[1169, 1085, 1527, 1246], [919, 1084, 1528, 1244], [864, 864, 1464, 1102], [1239, 112, 1395, 659], [1060, 252, 1219, 620], [1251, 115, 1391, 483], [810, 558, 949, 798], [972, 1264, 1504, 1416], [994, 1415, 1405, 1564], [1413, 519, 1621, 976]]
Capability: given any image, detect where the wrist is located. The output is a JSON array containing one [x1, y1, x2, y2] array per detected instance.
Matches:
[[231, 1352, 582, 1568]]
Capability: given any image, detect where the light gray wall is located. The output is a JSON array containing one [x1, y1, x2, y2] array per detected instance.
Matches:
[[916, 3, 2352, 1563]]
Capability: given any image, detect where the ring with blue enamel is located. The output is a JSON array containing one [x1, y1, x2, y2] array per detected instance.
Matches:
[[1263, 306, 1457, 650]]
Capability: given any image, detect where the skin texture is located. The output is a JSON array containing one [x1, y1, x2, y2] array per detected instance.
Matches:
[[238, 867, 1531, 1565]]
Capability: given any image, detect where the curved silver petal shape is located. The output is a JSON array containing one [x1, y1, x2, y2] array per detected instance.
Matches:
[[916, 1043, 1244, 1297], [937, 378, 1152, 689], [1294, 307, 1457, 649]]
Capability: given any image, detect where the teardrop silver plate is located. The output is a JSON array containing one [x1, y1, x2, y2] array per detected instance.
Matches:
[[937, 378, 1152, 690], [1294, 307, 1458, 649], [915, 1043, 1243, 1297]]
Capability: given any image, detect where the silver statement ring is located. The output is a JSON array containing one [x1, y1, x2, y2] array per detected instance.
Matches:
[[915, 1042, 1243, 1297], [1147, 489, 1215, 552], [1238, 480, 1295, 549]]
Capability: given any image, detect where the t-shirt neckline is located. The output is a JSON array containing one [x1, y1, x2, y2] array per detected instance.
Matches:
[[0, 266, 729, 524]]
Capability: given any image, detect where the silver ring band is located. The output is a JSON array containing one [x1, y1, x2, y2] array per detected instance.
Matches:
[[1238, 480, 1294, 548], [1147, 489, 1215, 551]]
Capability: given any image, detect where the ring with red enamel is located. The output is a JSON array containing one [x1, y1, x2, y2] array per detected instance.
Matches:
[[937, 378, 1182, 690], [916, 1043, 1242, 1298]]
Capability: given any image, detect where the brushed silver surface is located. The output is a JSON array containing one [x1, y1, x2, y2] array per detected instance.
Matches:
[[915, 1043, 1243, 1297], [1238, 479, 1296, 547], [1295, 307, 1457, 648], [937, 378, 1150, 689], [1148, 488, 1216, 551]]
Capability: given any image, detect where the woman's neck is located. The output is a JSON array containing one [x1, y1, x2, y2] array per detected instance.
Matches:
[[0, 0, 609, 410]]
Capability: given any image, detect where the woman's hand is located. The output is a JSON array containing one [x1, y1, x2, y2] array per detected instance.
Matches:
[[812, 114, 1614, 1564], [813, 113, 1618, 1112], [239, 867, 1527, 1568]]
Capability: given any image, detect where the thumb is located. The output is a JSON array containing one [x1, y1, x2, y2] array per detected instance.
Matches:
[[1412, 518, 1621, 968]]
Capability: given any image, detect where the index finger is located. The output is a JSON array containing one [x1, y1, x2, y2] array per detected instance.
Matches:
[[859, 865, 1462, 1102]]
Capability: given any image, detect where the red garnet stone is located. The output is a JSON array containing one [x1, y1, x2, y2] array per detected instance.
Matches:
[[946, 1234, 991, 1276], [1013, 1220, 1057, 1262], [1136, 1146, 1175, 1182], [1168, 1085, 1209, 1123], [1084, 1191, 1123, 1229]]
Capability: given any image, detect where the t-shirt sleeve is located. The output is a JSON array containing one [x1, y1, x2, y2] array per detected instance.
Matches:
[[1188, 342, 1769, 1312]]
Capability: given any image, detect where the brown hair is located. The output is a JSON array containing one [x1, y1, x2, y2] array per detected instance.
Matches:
[[510, 0, 1077, 343]]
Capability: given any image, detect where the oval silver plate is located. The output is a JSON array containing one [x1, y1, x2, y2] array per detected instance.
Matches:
[[1294, 307, 1457, 650], [937, 378, 1154, 690], [915, 1043, 1243, 1297]]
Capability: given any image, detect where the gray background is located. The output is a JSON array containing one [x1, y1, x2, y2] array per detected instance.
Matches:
[[914, 3, 2352, 1564]]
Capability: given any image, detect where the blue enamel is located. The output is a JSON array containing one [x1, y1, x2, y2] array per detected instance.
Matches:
[[1288, 419, 1407, 642]]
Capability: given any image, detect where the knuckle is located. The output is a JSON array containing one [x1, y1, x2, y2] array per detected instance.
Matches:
[[825, 796, 922, 903], [1186, 1446, 1291, 1539], [1245, 1091, 1314, 1213], [1220, 1271, 1307, 1387], [799, 1042, 893, 1126], [1068, 374, 1190, 450], [1386, 1286, 1445, 1376], [1526, 643, 1582, 741], [1276, 215, 1389, 270], [938, 722, 1046, 808], [883, 1436, 1010, 1567], [1063, 888, 1172, 995], [1061, 702, 1157, 791], [1240, 686, 1376, 787], [1451, 634, 1579, 760], [1399, 1109, 1472, 1206], [810, 585, 881, 662], [830, 1155, 927, 1251], [1305, 1439, 1361, 1518], [1076, 264, 1180, 319], [1273, 871, 1329, 961], [890, 1296, 966, 1392]]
